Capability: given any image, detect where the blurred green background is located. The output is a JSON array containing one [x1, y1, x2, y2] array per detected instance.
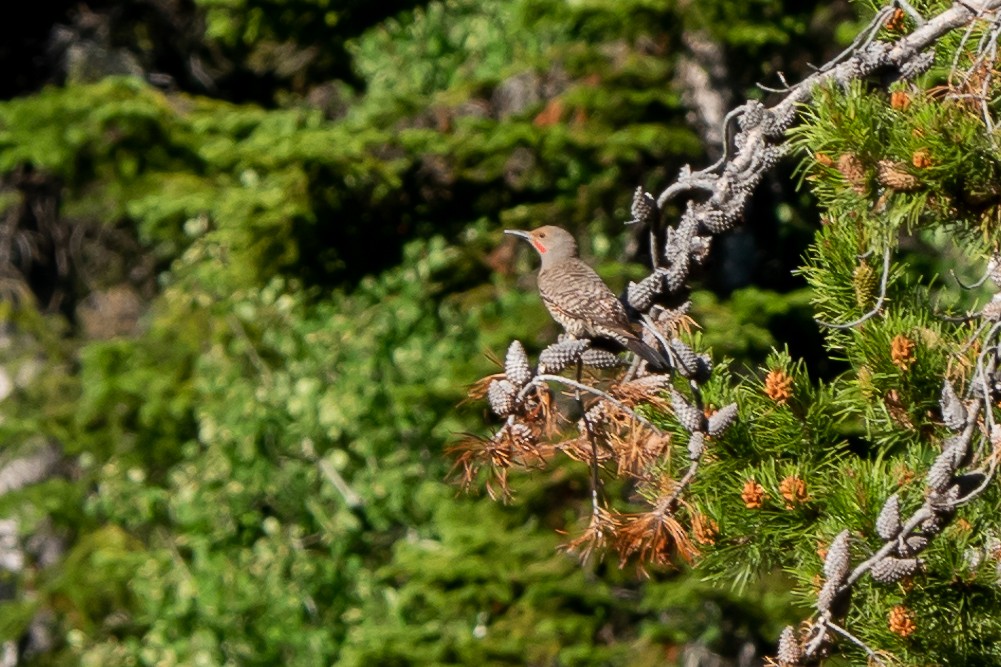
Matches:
[[0, 0, 857, 664]]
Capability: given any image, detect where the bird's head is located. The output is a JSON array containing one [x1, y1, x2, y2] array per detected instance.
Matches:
[[504, 225, 578, 264]]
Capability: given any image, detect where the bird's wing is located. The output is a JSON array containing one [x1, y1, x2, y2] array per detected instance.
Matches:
[[538, 259, 631, 329]]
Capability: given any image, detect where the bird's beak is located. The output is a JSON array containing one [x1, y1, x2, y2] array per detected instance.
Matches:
[[504, 229, 532, 241]]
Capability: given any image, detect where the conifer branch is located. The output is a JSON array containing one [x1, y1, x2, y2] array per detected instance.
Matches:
[[464, 4, 1001, 660], [815, 246, 891, 329], [797, 313, 1001, 661]]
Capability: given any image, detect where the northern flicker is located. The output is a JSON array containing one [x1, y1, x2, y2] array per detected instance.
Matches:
[[505, 225, 668, 370]]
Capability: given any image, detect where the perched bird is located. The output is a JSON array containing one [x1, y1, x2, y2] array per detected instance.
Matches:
[[505, 225, 668, 370]]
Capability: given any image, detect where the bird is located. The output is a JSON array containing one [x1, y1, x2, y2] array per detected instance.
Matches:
[[505, 225, 668, 370]]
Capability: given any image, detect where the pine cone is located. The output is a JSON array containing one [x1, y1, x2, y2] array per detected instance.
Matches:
[[776, 626, 802, 666], [939, 381, 967, 431], [505, 340, 533, 388], [708, 403, 738, 437], [836, 153, 868, 194], [942, 435, 971, 469], [876, 159, 920, 191], [852, 259, 877, 308], [581, 348, 625, 369], [871, 556, 920, 584], [898, 534, 928, 557], [926, 448, 958, 493], [664, 262, 688, 293], [823, 530, 851, 583], [697, 208, 733, 234], [671, 389, 706, 433], [816, 577, 851, 617], [538, 339, 591, 374], [876, 494, 901, 540], [629, 186, 658, 226], [627, 269, 668, 312], [506, 421, 534, 448], [687, 432, 704, 460], [487, 379, 518, 417], [669, 338, 700, 378], [920, 508, 955, 536]]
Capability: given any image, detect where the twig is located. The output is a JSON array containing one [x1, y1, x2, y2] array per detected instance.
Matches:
[[828, 621, 886, 665]]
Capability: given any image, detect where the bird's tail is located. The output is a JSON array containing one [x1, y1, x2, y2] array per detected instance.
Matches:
[[624, 335, 670, 372]]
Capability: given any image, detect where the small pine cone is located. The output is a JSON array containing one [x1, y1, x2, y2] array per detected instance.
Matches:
[[836, 153, 868, 194], [876, 494, 901, 540], [877, 159, 920, 191], [671, 389, 706, 433], [852, 259, 877, 309], [816, 577, 851, 617], [621, 373, 674, 394], [708, 403, 738, 437], [697, 208, 732, 234], [779, 476, 808, 508], [505, 421, 534, 448], [505, 340, 533, 388], [888, 604, 916, 638], [538, 339, 590, 373], [824, 530, 851, 583], [926, 448, 958, 493], [776, 626, 802, 666], [629, 187, 658, 226], [664, 262, 688, 293], [759, 145, 785, 169], [898, 534, 928, 557], [871, 556, 921, 584], [768, 105, 796, 135], [742, 479, 767, 509], [940, 381, 967, 432], [669, 338, 700, 378], [740, 100, 765, 129], [891, 334, 917, 371], [582, 401, 609, 430], [764, 369, 794, 404], [920, 507, 955, 536], [627, 269, 668, 312], [687, 431, 704, 460], [943, 435, 971, 469], [720, 202, 743, 227], [487, 379, 518, 417], [580, 348, 624, 369]]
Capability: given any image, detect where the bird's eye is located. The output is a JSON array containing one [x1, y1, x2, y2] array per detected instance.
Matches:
[[539, 232, 547, 238]]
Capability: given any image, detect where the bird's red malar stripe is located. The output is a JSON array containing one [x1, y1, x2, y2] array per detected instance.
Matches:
[[532, 240, 547, 253]]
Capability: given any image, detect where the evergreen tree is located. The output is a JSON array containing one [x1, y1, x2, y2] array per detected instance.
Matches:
[[462, 0, 1001, 664]]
